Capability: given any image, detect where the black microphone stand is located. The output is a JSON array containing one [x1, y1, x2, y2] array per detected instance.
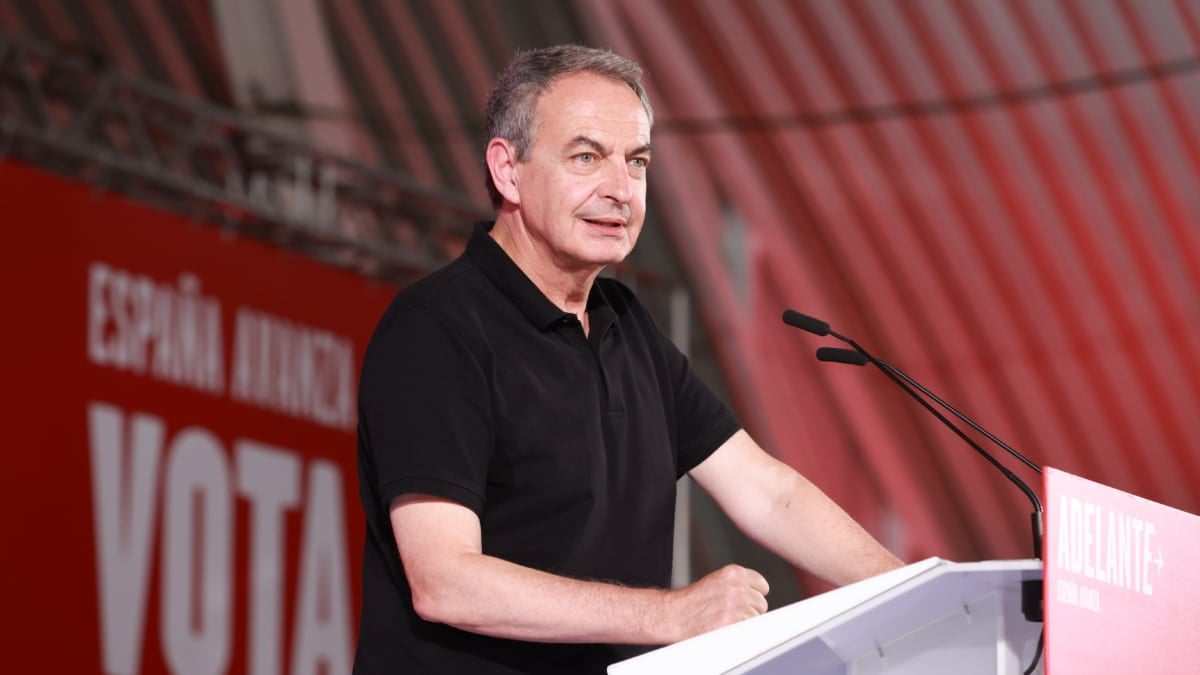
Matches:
[[785, 310, 1045, 623]]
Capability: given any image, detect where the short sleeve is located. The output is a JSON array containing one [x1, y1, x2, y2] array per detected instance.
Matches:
[[358, 307, 493, 514]]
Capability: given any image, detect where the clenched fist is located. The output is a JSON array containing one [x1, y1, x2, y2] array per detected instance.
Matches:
[[653, 564, 770, 643]]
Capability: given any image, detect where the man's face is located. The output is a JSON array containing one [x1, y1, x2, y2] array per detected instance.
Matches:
[[514, 71, 651, 271]]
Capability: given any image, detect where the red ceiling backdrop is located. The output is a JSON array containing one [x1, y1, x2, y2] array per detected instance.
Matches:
[[575, 0, 1200, 564], [582, 0, 1200, 564], [4, 0, 1199, 569]]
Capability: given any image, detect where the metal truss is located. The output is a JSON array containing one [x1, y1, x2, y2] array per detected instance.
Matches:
[[0, 31, 490, 285]]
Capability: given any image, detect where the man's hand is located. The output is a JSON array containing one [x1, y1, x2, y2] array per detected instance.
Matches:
[[655, 564, 770, 643]]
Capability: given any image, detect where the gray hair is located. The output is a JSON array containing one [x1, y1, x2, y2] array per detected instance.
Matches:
[[483, 44, 654, 208]]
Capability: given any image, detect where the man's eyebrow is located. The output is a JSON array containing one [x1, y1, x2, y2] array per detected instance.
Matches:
[[564, 135, 609, 154], [563, 136, 652, 158], [629, 143, 652, 157]]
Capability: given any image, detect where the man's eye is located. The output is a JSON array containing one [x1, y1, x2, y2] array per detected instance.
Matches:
[[631, 157, 648, 169], [576, 153, 595, 163]]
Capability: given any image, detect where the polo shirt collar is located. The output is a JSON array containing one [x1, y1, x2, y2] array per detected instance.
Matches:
[[466, 221, 616, 333]]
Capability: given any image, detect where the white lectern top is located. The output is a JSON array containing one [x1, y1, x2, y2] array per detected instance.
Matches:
[[609, 558, 1043, 675]]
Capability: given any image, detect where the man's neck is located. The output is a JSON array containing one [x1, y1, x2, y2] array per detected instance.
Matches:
[[490, 216, 600, 317]]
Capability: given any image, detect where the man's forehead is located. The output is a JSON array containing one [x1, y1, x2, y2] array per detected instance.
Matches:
[[536, 73, 650, 126]]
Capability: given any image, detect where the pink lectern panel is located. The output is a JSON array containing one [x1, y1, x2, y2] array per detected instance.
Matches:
[[1044, 468, 1200, 674]]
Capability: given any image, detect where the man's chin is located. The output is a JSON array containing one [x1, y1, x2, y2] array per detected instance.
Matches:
[[591, 246, 633, 267], [566, 254, 629, 274]]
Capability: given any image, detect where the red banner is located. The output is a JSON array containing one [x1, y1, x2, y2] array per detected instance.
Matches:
[[1044, 467, 1200, 673], [0, 163, 395, 674]]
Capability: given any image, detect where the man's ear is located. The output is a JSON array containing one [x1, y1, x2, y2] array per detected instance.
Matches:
[[486, 138, 521, 205]]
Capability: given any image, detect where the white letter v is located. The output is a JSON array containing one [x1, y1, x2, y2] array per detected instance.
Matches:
[[88, 402, 163, 675]]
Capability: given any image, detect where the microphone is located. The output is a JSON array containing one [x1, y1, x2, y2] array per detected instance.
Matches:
[[782, 309, 831, 336], [815, 346, 867, 365], [811, 334, 1048, 666], [786, 311, 1044, 562]]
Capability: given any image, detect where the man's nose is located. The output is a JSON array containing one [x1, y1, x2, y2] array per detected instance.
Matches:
[[598, 160, 632, 204]]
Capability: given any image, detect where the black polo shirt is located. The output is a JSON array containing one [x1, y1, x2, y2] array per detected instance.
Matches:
[[353, 222, 741, 674]]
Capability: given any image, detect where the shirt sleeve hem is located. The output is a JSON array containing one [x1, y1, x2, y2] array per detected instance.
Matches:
[[380, 476, 486, 516], [678, 417, 743, 477]]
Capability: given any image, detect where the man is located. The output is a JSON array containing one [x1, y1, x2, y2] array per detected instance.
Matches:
[[353, 45, 903, 674]]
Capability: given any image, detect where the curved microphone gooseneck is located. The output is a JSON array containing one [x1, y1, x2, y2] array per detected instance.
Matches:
[[782, 310, 1044, 563]]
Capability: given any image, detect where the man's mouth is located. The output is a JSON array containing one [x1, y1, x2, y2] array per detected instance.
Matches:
[[581, 217, 626, 228]]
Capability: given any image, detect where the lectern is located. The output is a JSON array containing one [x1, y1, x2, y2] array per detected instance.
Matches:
[[612, 467, 1200, 674], [608, 558, 1044, 675]]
